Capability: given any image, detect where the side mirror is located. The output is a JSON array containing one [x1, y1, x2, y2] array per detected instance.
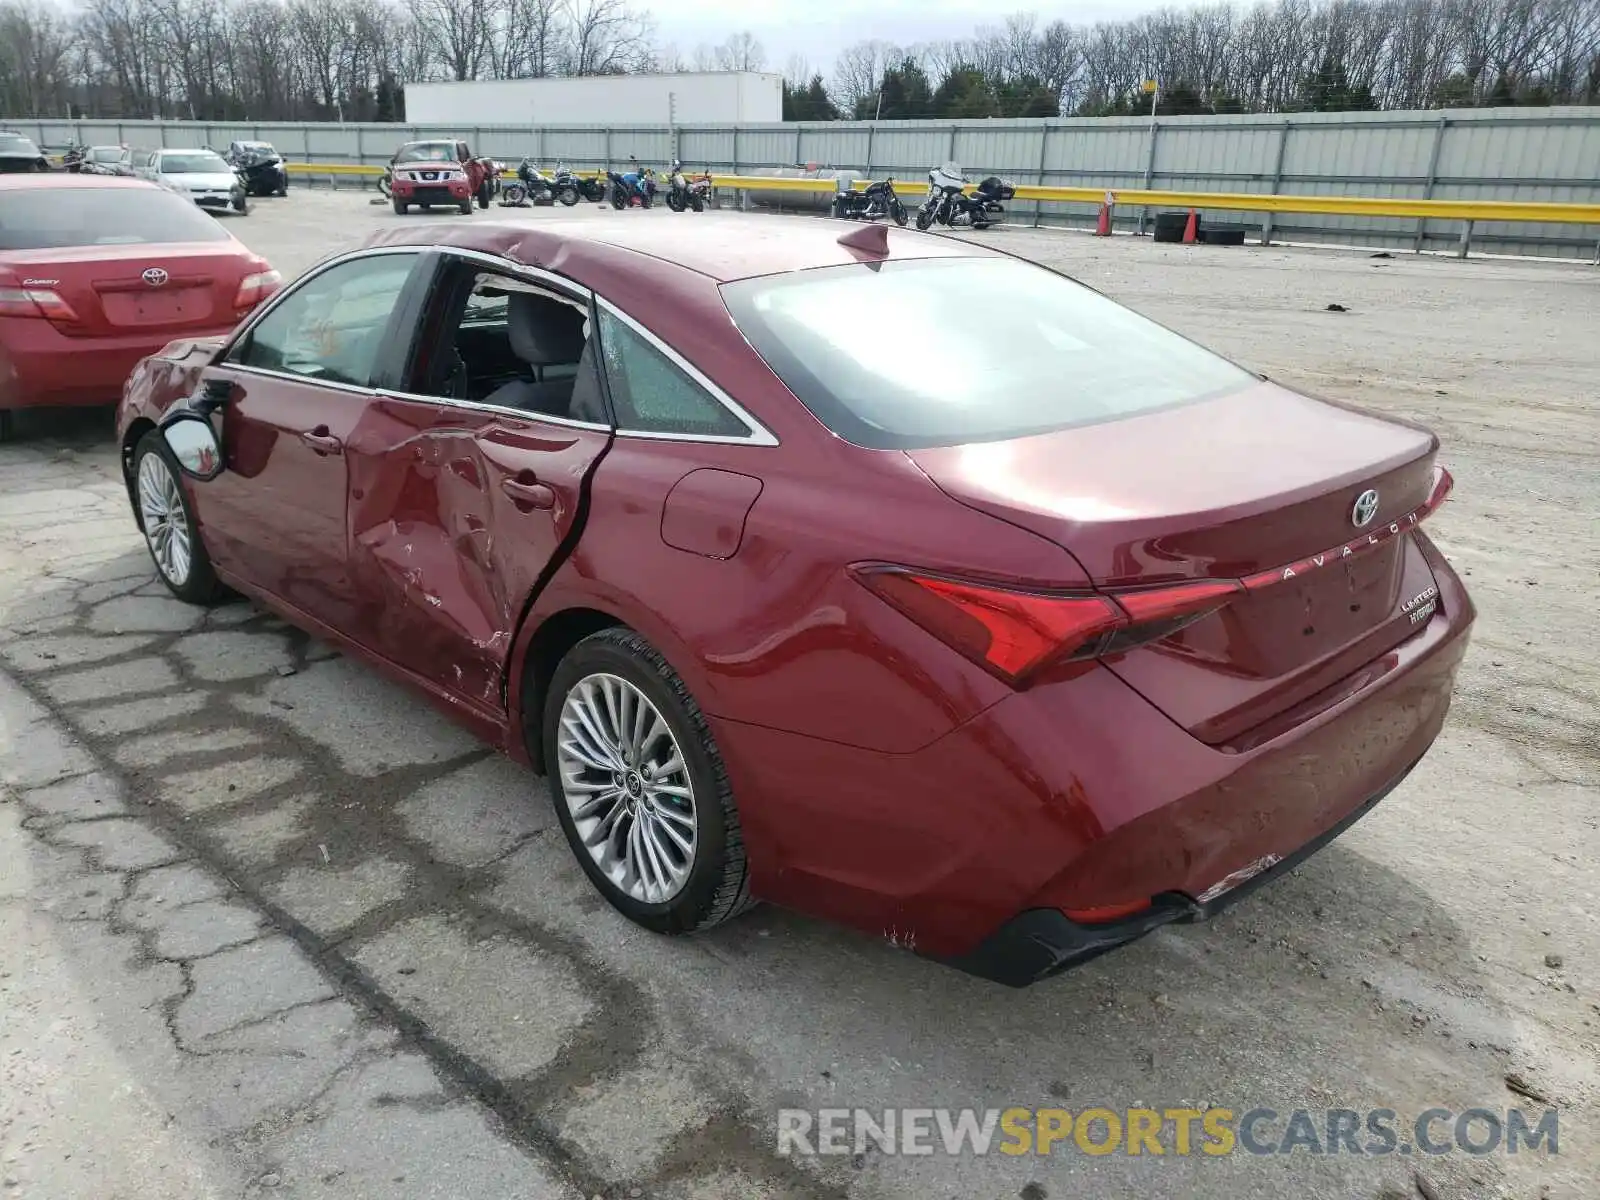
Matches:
[[161, 413, 224, 480]]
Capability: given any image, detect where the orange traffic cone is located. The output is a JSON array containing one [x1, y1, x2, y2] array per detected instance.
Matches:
[[1181, 208, 1199, 244], [1095, 201, 1112, 237]]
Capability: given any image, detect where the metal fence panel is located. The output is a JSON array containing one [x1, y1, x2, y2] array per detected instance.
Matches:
[[8, 110, 1598, 257]]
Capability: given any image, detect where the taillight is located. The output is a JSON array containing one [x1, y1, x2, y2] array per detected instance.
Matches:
[[851, 566, 1240, 686], [234, 267, 281, 311], [0, 285, 79, 323]]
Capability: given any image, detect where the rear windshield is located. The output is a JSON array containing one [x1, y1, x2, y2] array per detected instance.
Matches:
[[0, 134, 39, 155], [160, 152, 229, 174], [90, 147, 123, 162], [0, 187, 232, 249], [720, 257, 1256, 450]]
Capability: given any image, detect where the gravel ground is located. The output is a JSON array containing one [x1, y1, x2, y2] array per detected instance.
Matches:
[[1, 189, 1595, 1200]]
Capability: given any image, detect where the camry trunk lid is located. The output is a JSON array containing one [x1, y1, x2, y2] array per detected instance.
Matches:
[[906, 381, 1450, 746], [0, 243, 248, 338]]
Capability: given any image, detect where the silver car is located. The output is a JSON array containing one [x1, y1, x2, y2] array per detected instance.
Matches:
[[134, 147, 248, 214]]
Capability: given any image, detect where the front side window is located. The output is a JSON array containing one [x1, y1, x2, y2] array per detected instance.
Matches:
[[0, 134, 40, 155], [596, 307, 749, 438], [229, 254, 416, 387], [720, 257, 1257, 450]]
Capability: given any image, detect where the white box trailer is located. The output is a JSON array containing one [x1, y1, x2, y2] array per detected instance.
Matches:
[[403, 73, 782, 128]]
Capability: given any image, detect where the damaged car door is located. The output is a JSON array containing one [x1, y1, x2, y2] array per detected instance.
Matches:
[[344, 253, 613, 712]]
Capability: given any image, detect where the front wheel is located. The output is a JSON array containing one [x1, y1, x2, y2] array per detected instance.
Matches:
[[476, 181, 491, 209], [543, 627, 755, 935], [689, 194, 704, 213], [392, 197, 408, 215], [459, 197, 474, 215], [915, 207, 934, 231], [892, 200, 908, 227], [132, 431, 223, 605], [610, 189, 626, 210], [0, 409, 15, 443], [558, 186, 578, 207], [232, 195, 248, 215]]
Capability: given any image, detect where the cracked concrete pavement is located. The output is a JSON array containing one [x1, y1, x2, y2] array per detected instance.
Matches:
[[1, 193, 1596, 1199]]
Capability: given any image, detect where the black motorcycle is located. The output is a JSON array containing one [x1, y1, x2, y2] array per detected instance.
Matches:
[[831, 177, 908, 226], [227, 141, 289, 197], [664, 161, 711, 213], [915, 162, 1014, 231], [550, 162, 598, 204]]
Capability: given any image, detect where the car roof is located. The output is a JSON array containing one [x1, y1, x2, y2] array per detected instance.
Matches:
[[358, 214, 996, 286], [0, 173, 161, 192]]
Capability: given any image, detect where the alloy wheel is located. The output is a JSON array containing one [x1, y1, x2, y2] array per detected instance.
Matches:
[[137, 451, 192, 587], [556, 672, 697, 904]]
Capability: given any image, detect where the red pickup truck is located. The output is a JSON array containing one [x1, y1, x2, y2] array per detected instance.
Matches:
[[388, 140, 498, 215]]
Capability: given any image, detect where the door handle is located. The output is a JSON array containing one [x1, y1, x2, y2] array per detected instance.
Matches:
[[501, 474, 556, 509], [301, 426, 343, 455]]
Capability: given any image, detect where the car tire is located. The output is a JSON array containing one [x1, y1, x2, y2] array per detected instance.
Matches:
[[543, 627, 755, 935], [392, 197, 407, 215], [232, 196, 248, 215], [459, 198, 473, 215], [476, 181, 490, 209], [0, 409, 15, 443], [131, 430, 223, 606]]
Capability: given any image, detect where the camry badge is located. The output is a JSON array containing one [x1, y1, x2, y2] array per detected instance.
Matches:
[[142, 267, 170, 288], [1351, 488, 1380, 528]]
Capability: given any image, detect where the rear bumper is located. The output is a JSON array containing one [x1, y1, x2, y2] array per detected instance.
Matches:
[[712, 532, 1474, 975], [0, 317, 237, 408], [940, 759, 1415, 987]]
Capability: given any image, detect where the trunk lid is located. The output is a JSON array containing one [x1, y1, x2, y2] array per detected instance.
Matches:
[[906, 381, 1446, 745], [0, 243, 250, 338]]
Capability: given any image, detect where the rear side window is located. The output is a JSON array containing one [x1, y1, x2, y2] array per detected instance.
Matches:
[[0, 134, 39, 155], [0, 187, 232, 249], [596, 306, 748, 438], [719, 258, 1256, 450]]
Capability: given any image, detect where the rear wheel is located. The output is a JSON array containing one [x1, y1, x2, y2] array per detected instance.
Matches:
[[392, 197, 407, 215], [476, 181, 491, 209], [543, 628, 755, 935], [132, 431, 222, 605]]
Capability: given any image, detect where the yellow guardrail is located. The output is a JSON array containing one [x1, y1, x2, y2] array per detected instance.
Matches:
[[283, 162, 1600, 227]]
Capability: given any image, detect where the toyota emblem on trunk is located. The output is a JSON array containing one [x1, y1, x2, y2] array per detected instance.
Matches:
[[142, 267, 169, 288], [1351, 488, 1380, 528]]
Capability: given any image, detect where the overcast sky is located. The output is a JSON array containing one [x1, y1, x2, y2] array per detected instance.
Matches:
[[652, 1, 1180, 77]]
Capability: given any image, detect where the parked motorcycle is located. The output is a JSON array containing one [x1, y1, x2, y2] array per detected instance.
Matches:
[[607, 165, 655, 209], [500, 158, 579, 207], [831, 177, 908, 225], [550, 162, 597, 204], [59, 141, 89, 173], [663, 161, 712, 212], [915, 162, 1015, 230]]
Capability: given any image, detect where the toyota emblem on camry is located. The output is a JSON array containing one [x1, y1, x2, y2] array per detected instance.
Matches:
[[1351, 488, 1380, 528], [142, 267, 169, 288]]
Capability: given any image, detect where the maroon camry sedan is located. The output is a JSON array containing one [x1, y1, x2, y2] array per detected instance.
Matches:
[[116, 218, 1472, 986]]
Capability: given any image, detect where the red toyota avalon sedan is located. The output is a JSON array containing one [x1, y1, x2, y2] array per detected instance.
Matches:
[[115, 218, 1473, 986], [0, 174, 280, 440]]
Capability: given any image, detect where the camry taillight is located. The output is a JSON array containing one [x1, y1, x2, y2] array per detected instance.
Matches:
[[851, 566, 1240, 685], [234, 267, 281, 311], [0, 285, 79, 323]]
